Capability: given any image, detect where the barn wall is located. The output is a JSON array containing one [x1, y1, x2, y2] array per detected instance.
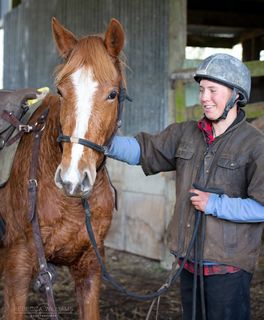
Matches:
[[106, 0, 186, 263], [3, 0, 186, 262], [4, 0, 170, 135]]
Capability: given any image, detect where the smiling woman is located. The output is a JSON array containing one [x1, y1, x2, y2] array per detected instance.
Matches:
[[106, 52, 264, 320]]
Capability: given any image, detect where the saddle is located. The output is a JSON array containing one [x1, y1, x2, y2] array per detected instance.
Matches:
[[0, 87, 49, 187]]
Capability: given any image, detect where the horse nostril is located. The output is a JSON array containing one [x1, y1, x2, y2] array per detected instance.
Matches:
[[55, 167, 94, 197], [64, 181, 74, 194], [54, 167, 63, 188], [55, 168, 74, 195], [82, 172, 91, 192]]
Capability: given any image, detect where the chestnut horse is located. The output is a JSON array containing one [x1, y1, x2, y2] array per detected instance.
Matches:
[[0, 17, 125, 319]]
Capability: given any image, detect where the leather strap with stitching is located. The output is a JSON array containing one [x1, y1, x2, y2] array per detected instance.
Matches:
[[28, 108, 58, 319]]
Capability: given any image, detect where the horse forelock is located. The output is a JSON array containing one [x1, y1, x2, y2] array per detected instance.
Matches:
[[55, 36, 124, 87]]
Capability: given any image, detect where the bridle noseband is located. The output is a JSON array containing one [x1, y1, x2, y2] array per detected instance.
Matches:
[[57, 135, 107, 154], [57, 86, 132, 154]]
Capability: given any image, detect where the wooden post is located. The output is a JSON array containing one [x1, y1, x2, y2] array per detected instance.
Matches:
[[242, 37, 262, 61], [162, 0, 187, 268], [175, 79, 186, 122], [168, 0, 187, 124]]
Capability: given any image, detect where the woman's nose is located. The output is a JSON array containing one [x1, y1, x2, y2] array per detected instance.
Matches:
[[200, 91, 210, 103]]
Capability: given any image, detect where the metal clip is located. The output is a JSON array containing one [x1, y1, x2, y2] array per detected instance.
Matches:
[[0, 137, 5, 150], [29, 179, 38, 187], [19, 124, 33, 132], [117, 119, 122, 128]]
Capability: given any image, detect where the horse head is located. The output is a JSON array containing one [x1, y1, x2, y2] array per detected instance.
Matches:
[[52, 17, 125, 198]]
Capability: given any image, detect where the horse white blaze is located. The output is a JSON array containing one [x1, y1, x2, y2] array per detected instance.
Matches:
[[64, 67, 98, 193]]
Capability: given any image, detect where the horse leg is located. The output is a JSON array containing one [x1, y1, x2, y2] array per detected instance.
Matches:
[[2, 242, 35, 320], [70, 249, 102, 320]]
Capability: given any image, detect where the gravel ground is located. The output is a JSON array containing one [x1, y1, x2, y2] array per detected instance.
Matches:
[[0, 247, 263, 319]]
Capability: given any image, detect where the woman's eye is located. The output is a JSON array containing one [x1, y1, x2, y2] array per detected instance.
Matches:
[[107, 91, 117, 100]]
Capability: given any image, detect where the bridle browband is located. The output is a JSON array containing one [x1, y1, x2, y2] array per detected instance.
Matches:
[[57, 86, 132, 154]]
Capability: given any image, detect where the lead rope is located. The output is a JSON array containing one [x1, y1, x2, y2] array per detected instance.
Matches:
[[155, 296, 161, 320], [82, 197, 201, 301], [145, 296, 161, 320], [28, 108, 58, 320]]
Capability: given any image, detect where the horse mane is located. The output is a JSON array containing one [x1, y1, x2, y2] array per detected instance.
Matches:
[[54, 35, 126, 87]]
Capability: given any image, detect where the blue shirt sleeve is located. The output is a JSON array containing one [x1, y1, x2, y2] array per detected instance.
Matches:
[[105, 136, 140, 165], [205, 193, 264, 223]]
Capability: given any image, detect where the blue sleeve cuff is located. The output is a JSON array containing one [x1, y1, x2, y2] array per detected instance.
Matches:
[[205, 193, 264, 223], [205, 193, 219, 216], [106, 136, 140, 165]]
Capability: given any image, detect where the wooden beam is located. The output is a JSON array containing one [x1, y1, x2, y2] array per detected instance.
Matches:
[[244, 102, 264, 120], [246, 60, 264, 77], [242, 37, 263, 61], [187, 34, 236, 48], [239, 29, 264, 43], [170, 69, 195, 84], [188, 10, 264, 29], [188, 0, 264, 15]]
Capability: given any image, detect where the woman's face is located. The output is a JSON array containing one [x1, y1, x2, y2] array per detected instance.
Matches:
[[199, 79, 233, 121]]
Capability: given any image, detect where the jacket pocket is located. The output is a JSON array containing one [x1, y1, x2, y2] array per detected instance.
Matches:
[[217, 158, 240, 170], [216, 156, 247, 196], [174, 147, 195, 177]]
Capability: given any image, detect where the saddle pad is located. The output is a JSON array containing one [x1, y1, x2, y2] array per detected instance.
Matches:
[[0, 88, 49, 187]]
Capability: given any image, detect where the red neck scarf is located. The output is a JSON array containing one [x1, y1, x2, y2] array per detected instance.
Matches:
[[198, 117, 214, 145]]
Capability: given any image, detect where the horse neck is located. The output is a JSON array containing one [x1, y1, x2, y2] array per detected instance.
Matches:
[[39, 95, 62, 172]]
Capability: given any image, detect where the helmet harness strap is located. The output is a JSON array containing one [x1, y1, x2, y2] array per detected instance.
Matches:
[[213, 88, 239, 122]]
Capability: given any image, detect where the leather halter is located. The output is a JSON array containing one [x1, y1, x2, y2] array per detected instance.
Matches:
[[57, 86, 132, 154]]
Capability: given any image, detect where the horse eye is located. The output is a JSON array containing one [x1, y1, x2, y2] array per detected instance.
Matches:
[[57, 88, 63, 97], [107, 91, 117, 100]]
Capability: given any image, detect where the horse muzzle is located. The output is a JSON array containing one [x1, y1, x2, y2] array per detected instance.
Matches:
[[54, 165, 95, 198]]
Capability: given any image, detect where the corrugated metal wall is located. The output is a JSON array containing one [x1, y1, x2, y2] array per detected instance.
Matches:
[[3, 0, 169, 135]]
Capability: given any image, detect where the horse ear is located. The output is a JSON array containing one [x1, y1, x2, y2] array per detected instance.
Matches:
[[104, 19, 125, 57], [52, 17, 78, 59]]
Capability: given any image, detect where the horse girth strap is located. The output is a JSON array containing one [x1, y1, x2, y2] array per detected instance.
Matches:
[[57, 86, 132, 154], [28, 107, 59, 320]]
